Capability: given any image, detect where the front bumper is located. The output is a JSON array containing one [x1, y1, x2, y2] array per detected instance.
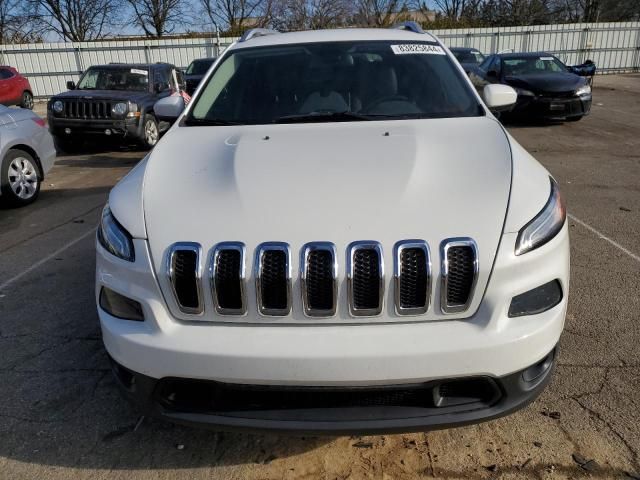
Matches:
[[109, 348, 556, 434], [511, 94, 592, 119], [48, 116, 140, 138], [96, 224, 569, 432]]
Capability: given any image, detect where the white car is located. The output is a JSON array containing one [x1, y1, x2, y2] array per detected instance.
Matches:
[[96, 24, 569, 433], [0, 106, 56, 207]]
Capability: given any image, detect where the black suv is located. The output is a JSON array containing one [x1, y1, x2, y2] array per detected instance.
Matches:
[[48, 63, 184, 152]]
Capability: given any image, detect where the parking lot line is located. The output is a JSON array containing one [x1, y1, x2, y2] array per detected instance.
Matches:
[[0, 228, 96, 292], [568, 213, 640, 263]]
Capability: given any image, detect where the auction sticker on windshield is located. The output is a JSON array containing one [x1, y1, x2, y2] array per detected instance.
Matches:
[[131, 68, 148, 75], [391, 44, 446, 55]]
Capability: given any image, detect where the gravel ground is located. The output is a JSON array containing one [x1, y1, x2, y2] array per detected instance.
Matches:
[[0, 74, 639, 480]]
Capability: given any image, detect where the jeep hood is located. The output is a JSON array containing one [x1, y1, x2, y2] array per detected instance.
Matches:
[[143, 116, 512, 321]]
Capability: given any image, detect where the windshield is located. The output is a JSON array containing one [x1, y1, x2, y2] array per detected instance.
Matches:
[[186, 59, 216, 75], [187, 41, 483, 125], [76, 67, 149, 91], [453, 50, 484, 64], [503, 56, 567, 76]]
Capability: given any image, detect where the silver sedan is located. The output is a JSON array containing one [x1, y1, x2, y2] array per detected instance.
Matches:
[[0, 106, 56, 207]]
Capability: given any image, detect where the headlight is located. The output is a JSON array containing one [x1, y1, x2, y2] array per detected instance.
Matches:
[[126, 102, 140, 118], [98, 205, 135, 261], [515, 178, 566, 256], [52, 100, 63, 113], [112, 102, 128, 115], [515, 88, 535, 97], [575, 84, 591, 96]]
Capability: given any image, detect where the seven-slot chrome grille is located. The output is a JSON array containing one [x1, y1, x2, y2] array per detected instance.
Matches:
[[61, 99, 113, 119], [165, 238, 478, 319]]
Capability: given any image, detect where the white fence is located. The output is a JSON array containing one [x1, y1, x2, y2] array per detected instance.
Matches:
[[1, 21, 639, 99]]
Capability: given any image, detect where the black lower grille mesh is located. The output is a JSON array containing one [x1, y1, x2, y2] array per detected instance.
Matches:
[[446, 246, 475, 306], [155, 377, 501, 414], [214, 250, 243, 310], [399, 248, 428, 309], [172, 250, 200, 310], [260, 250, 288, 310], [352, 248, 381, 310], [306, 250, 334, 311]]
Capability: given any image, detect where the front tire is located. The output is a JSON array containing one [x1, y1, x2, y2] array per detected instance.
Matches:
[[140, 115, 159, 150], [0, 149, 41, 207], [20, 91, 34, 110]]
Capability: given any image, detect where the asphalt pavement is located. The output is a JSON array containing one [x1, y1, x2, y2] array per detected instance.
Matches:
[[0, 75, 639, 479]]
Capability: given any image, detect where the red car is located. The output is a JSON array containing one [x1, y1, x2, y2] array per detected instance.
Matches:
[[0, 66, 34, 109]]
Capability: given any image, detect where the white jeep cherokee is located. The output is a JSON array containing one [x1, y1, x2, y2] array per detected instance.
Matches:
[[96, 25, 569, 434]]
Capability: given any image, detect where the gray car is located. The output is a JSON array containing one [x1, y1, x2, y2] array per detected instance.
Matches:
[[0, 106, 56, 207]]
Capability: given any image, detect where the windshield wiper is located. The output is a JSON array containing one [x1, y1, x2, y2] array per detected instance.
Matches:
[[184, 117, 245, 126], [274, 111, 373, 124]]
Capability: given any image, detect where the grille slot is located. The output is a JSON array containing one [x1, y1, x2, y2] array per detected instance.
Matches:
[[301, 242, 337, 317], [61, 99, 112, 119], [394, 241, 431, 315], [440, 239, 478, 314], [347, 242, 384, 316], [211, 243, 246, 315], [255, 243, 291, 316], [167, 243, 203, 315]]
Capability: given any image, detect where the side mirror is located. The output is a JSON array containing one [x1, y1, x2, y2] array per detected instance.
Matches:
[[67, 81, 76, 90], [154, 95, 185, 121], [483, 84, 517, 111]]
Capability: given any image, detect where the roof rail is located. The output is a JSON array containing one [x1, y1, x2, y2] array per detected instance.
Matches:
[[391, 21, 424, 34], [239, 28, 279, 42]]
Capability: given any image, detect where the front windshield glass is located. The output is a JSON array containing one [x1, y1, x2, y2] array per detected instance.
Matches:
[[187, 41, 483, 125], [186, 59, 215, 75], [76, 67, 149, 91], [503, 56, 567, 76]]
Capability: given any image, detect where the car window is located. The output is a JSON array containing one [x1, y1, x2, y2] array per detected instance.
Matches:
[[154, 68, 171, 92], [488, 56, 501, 73], [77, 67, 149, 91], [189, 41, 483, 125], [174, 69, 185, 90], [478, 55, 493, 71], [186, 59, 216, 75], [0, 68, 14, 80], [453, 50, 484, 65], [503, 56, 567, 75]]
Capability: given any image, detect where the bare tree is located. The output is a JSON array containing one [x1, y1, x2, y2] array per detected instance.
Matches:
[[27, 0, 121, 41], [200, 0, 273, 34], [0, 0, 43, 42], [271, 0, 352, 30], [126, 0, 184, 36], [355, 0, 408, 26], [430, 0, 468, 19]]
